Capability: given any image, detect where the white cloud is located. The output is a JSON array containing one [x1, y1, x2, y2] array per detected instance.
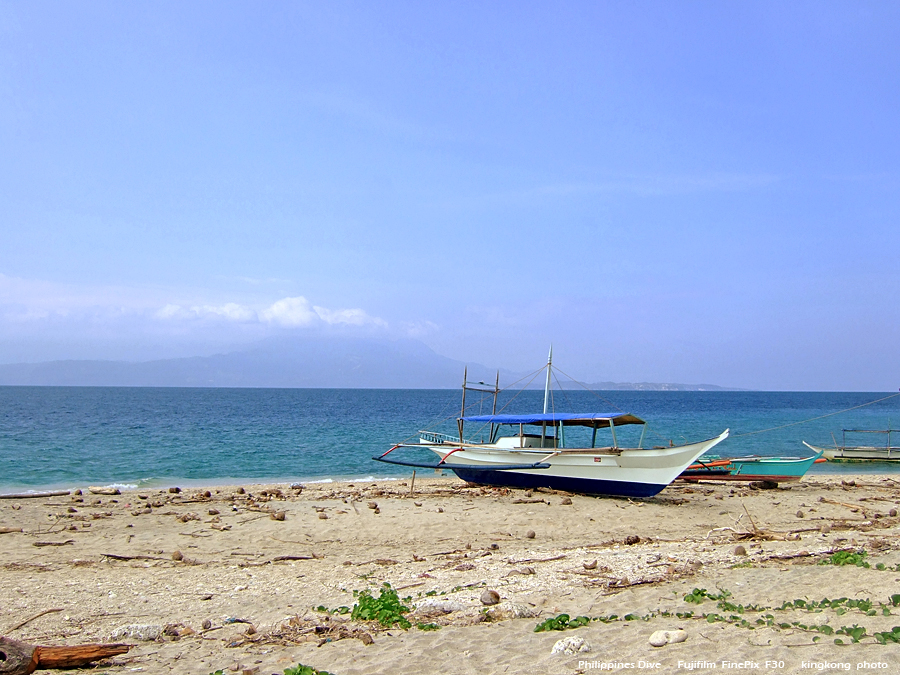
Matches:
[[256, 297, 386, 328], [313, 305, 387, 327], [259, 296, 320, 327]]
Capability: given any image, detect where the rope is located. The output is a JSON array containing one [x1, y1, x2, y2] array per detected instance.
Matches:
[[732, 391, 900, 438], [550, 364, 672, 445]]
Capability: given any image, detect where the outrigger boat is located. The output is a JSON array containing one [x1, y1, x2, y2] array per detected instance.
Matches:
[[804, 429, 900, 462], [374, 350, 729, 498], [678, 450, 825, 483]]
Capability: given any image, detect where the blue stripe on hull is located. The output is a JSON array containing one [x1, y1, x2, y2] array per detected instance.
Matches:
[[450, 468, 666, 498]]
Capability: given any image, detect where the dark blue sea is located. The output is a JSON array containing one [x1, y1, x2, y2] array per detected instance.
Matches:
[[1, 387, 899, 491]]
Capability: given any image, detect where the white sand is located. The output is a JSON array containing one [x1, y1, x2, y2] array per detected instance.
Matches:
[[2, 475, 900, 674]]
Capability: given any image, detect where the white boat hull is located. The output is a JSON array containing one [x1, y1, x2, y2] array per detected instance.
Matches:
[[425, 430, 729, 498]]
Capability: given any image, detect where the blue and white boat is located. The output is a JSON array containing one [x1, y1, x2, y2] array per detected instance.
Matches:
[[375, 350, 729, 498]]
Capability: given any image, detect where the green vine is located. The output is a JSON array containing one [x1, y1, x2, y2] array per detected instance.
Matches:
[[532, 590, 900, 644]]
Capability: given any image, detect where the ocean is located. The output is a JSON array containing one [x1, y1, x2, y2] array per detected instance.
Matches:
[[1, 387, 899, 491]]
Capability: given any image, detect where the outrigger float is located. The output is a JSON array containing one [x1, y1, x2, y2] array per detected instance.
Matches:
[[374, 349, 729, 498]]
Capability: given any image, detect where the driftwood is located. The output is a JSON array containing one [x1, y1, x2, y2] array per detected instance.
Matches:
[[87, 487, 120, 496], [6, 609, 63, 634], [0, 528, 23, 534], [0, 636, 131, 674], [0, 491, 70, 500]]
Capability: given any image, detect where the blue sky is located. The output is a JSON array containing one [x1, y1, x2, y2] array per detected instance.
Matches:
[[1, 1, 899, 390]]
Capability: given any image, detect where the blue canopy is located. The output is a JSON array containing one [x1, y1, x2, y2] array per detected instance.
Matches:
[[460, 412, 645, 428]]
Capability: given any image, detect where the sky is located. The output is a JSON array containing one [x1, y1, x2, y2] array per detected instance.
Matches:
[[1, 1, 899, 390]]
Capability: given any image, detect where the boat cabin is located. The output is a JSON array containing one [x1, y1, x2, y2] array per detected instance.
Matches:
[[458, 412, 647, 449]]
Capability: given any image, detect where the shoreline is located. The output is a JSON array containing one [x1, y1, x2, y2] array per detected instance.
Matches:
[[3, 474, 900, 673], [3, 460, 900, 495], [3, 461, 899, 497]]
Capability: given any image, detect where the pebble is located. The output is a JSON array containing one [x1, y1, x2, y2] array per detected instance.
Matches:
[[796, 510, 804, 518], [551, 636, 591, 655], [169, 487, 181, 494], [525, 530, 535, 539], [272, 511, 286, 521], [560, 497, 573, 505], [172, 550, 183, 561], [734, 545, 747, 556], [318, 512, 328, 520], [624, 535, 640, 545], [891, 509, 898, 517], [649, 629, 687, 647], [480, 589, 501, 605], [202, 619, 212, 630]]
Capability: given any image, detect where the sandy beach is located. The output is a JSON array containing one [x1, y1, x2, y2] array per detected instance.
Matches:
[[3, 474, 900, 674]]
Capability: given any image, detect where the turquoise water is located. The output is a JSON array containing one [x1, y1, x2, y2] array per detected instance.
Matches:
[[1, 387, 899, 490]]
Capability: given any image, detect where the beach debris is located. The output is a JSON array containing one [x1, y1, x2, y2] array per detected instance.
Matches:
[[749, 480, 778, 490], [367, 502, 378, 509], [649, 629, 687, 647], [480, 590, 501, 605], [890, 509, 898, 517], [177, 513, 200, 523], [272, 511, 286, 521], [5, 608, 64, 634], [110, 623, 162, 641], [0, 490, 71, 500], [560, 497, 573, 505], [0, 636, 131, 674], [317, 512, 328, 520], [88, 486, 120, 496], [209, 508, 220, 515], [0, 527, 23, 534], [733, 545, 747, 556], [796, 510, 804, 518], [624, 535, 641, 545], [414, 501, 422, 507], [583, 559, 598, 570], [415, 599, 467, 616], [202, 619, 212, 630], [454, 563, 476, 571], [172, 550, 184, 561], [525, 530, 536, 539], [32, 540, 74, 548], [508, 566, 535, 576], [551, 635, 591, 655], [168, 487, 181, 494], [437, 507, 444, 513], [485, 602, 539, 621], [236, 487, 245, 494]]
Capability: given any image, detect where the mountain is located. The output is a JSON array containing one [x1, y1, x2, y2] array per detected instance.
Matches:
[[0, 336, 739, 389], [0, 336, 498, 388]]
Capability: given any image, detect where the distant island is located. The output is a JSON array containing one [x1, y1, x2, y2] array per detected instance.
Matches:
[[0, 336, 740, 390]]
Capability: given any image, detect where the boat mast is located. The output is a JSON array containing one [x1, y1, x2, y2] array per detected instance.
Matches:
[[541, 346, 552, 446], [458, 366, 467, 442], [490, 370, 499, 442]]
